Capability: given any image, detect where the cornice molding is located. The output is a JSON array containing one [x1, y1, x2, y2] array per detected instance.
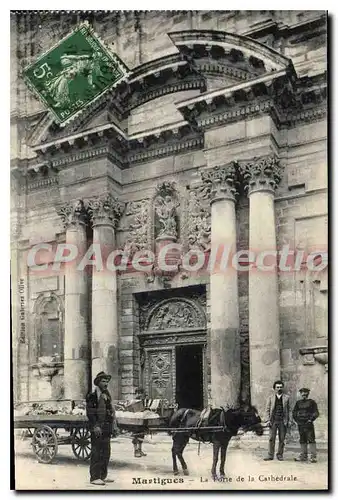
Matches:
[[27, 176, 58, 192], [128, 136, 204, 164], [176, 70, 326, 131], [51, 145, 125, 169], [168, 29, 295, 74], [128, 54, 186, 83], [242, 14, 326, 39], [128, 78, 206, 112], [176, 68, 288, 110], [32, 122, 128, 153]]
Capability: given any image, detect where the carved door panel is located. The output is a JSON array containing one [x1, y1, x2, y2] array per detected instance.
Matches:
[[146, 349, 174, 403]]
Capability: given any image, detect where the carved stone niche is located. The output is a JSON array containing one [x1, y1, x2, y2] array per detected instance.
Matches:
[[31, 292, 64, 383], [153, 181, 180, 242], [299, 346, 328, 372]]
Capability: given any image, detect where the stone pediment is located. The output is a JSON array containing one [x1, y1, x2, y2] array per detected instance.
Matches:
[[29, 107, 120, 148], [23, 29, 326, 173], [28, 29, 297, 150]]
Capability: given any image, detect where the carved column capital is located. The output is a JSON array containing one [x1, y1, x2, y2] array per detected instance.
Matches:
[[200, 162, 239, 203], [57, 199, 87, 230], [88, 194, 125, 228], [239, 155, 284, 195]]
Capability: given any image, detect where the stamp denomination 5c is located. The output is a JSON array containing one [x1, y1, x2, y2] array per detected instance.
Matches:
[[23, 21, 129, 126]]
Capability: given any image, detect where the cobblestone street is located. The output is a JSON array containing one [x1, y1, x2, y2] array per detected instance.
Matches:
[[14, 434, 328, 491]]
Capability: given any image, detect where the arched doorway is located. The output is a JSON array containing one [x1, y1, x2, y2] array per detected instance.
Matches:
[[137, 287, 207, 409]]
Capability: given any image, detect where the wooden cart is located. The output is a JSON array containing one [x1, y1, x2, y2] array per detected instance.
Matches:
[[14, 412, 171, 464], [14, 398, 178, 464], [14, 414, 91, 464]]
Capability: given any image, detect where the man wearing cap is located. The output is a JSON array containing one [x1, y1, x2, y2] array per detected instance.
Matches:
[[86, 371, 118, 485], [293, 388, 319, 463]]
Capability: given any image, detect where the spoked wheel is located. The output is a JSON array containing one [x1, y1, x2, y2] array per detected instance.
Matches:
[[32, 425, 58, 464], [71, 427, 91, 461]]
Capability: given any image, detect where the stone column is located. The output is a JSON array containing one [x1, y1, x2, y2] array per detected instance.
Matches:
[[88, 194, 124, 400], [201, 163, 241, 407], [240, 155, 284, 415], [58, 200, 89, 400]]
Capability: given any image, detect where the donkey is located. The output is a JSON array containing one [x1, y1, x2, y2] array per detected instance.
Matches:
[[169, 405, 264, 480]]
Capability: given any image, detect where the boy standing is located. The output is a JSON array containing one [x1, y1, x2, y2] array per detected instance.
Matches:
[[293, 388, 319, 463], [131, 387, 149, 458]]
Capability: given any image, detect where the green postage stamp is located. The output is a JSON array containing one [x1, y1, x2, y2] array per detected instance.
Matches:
[[23, 22, 129, 125]]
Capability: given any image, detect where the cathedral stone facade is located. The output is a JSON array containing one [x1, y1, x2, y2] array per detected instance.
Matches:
[[11, 11, 327, 439]]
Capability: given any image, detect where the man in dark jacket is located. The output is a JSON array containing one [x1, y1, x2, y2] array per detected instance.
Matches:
[[86, 371, 118, 485], [293, 388, 319, 463]]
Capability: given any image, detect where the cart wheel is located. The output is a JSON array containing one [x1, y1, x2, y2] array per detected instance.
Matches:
[[32, 425, 58, 464], [72, 428, 91, 461]]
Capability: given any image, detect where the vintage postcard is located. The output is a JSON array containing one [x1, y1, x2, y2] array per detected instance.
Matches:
[[11, 10, 328, 491]]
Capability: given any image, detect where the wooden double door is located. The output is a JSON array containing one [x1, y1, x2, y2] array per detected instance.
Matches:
[[142, 340, 206, 410]]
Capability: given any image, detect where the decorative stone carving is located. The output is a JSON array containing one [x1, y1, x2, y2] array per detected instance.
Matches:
[[239, 155, 284, 194], [148, 351, 172, 398], [200, 162, 239, 203], [154, 182, 179, 241], [88, 194, 125, 228], [142, 336, 177, 346], [57, 199, 87, 229], [138, 288, 206, 329], [142, 298, 206, 331], [300, 353, 316, 365], [187, 184, 211, 251], [314, 351, 328, 372], [31, 356, 63, 382], [124, 199, 150, 255], [299, 346, 328, 372]]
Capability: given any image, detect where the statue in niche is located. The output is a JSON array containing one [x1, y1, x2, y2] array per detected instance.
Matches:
[[154, 183, 179, 241], [154, 195, 179, 240]]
